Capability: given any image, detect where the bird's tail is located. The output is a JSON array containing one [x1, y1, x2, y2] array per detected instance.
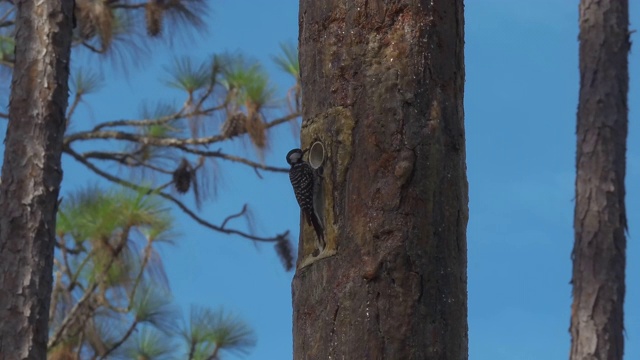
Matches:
[[306, 211, 325, 250]]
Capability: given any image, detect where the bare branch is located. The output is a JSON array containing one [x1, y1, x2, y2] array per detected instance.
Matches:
[[164, 192, 288, 242], [207, 344, 221, 360], [194, 82, 218, 111], [65, 113, 300, 147], [55, 237, 84, 255], [81, 41, 106, 54], [49, 269, 63, 322], [66, 93, 82, 123], [64, 146, 289, 243], [177, 146, 289, 173], [92, 110, 187, 131], [221, 204, 248, 229], [58, 236, 78, 291], [128, 239, 154, 308], [68, 249, 94, 292], [64, 230, 130, 350], [0, 59, 13, 68], [90, 101, 227, 132], [188, 341, 197, 360], [48, 228, 130, 349], [49, 283, 95, 349], [98, 319, 138, 359], [82, 150, 175, 174], [0, 6, 15, 27], [83, 145, 288, 175], [110, 3, 146, 10]]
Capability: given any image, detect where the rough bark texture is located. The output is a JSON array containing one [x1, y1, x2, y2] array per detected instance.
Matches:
[[293, 1, 467, 359], [570, 1, 629, 359], [0, 1, 73, 359]]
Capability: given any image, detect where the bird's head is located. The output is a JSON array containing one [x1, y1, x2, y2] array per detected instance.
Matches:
[[286, 148, 305, 165]]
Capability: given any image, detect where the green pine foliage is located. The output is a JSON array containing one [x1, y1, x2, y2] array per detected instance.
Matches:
[[0, 2, 301, 358], [52, 186, 255, 359]]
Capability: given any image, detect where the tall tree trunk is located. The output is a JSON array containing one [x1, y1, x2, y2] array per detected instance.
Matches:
[[570, 1, 629, 359], [292, 1, 467, 359], [0, 0, 73, 358]]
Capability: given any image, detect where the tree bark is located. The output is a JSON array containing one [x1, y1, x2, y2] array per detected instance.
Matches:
[[293, 1, 467, 359], [570, 1, 629, 359], [0, 1, 73, 359]]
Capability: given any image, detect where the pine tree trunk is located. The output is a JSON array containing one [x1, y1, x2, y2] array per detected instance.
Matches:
[[570, 1, 629, 359], [0, 1, 73, 358], [292, 1, 467, 359]]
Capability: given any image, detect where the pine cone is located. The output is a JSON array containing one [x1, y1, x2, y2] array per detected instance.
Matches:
[[145, 1, 164, 37], [275, 238, 294, 271], [173, 158, 193, 194], [221, 112, 248, 138]]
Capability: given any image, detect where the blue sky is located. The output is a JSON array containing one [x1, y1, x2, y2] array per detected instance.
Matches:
[[4, 0, 640, 359]]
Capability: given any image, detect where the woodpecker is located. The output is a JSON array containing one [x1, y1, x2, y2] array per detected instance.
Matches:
[[286, 148, 325, 250]]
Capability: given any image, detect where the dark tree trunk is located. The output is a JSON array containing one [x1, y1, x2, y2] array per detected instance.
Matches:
[[0, 0, 73, 358], [570, 1, 629, 359], [293, 1, 467, 359]]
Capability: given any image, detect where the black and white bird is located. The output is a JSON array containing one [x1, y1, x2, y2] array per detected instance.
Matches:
[[286, 148, 325, 249]]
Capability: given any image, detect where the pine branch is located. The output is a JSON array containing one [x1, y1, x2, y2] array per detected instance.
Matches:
[[176, 146, 289, 173], [65, 146, 289, 243], [82, 41, 106, 54], [207, 344, 221, 360], [65, 113, 300, 147], [221, 204, 248, 229], [128, 239, 154, 308], [66, 93, 82, 123], [111, 3, 146, 10], [48, 227, 131, 349], [82, 150, 175, 174], [98, 319, 138, 359], [91, 101, 228, 132], [92, 110, 187, 131]]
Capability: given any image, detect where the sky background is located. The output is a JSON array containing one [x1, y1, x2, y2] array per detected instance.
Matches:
[[3, 0, 640, 359]]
